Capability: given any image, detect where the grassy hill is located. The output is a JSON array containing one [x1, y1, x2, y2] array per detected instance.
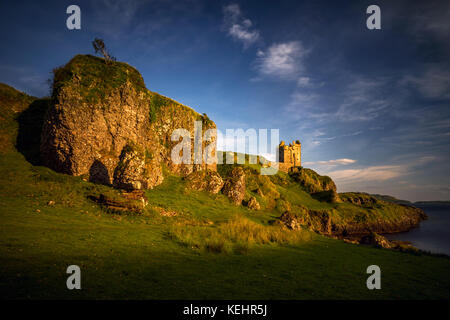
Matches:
[[1, 81, 449, 299], [371, 194, 413, 206]]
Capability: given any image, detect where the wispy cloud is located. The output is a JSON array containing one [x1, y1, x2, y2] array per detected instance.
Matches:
[[223, 4, 260, 48], [409, 1, 450, 43], [335, 77, 391, 121], [401, 65, 450, 100], [286, 91, 318, 111], [327, 165, 406, 183], [255, 41, 308, 80], [317, 155, 440, 194], [0, 65, 48, 97], [284, 74, 393, 125], [92, 0, 145, 38], [304, 158, 356, 166], [297, 77, 310, 87]]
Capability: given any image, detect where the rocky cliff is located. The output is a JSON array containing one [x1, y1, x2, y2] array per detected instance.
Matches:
[[40, 55, 216, 189], [278, 192, 427, 237]]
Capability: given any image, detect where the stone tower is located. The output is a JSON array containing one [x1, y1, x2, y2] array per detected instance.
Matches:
[[278, 140, 301, 172]]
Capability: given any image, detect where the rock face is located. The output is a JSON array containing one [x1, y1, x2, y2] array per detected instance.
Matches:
[[222, 167, 246, 205], [40, 55, 217, 189], [185, 169, 224, 194]]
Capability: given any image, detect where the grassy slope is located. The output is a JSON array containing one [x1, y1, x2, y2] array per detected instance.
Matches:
[[1, 151, 450, 299], [0, 83, 35, 153], [1, 81, 449, 299]]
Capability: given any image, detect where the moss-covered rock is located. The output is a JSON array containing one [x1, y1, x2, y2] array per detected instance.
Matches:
[[222, 167, 246, 205], [247, 196, 260, 210], [185, 169, 224, 194]]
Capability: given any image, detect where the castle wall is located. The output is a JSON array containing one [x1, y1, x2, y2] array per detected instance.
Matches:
[[277, 140, 301, 172]]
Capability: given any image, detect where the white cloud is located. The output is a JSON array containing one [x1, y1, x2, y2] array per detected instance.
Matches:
[[297, 77, 310, 87], [228, 24, 259, 46], [223, 4, 260, 48], [255, 41, 308, 79]]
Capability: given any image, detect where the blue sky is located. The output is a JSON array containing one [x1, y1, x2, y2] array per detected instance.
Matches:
[[0, 0, 449, 201]]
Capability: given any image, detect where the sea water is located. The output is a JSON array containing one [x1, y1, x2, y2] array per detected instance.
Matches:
[[385, 204, 450, 255]]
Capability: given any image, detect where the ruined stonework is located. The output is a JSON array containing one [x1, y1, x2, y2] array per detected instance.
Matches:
[[278, 140, 301, 173]]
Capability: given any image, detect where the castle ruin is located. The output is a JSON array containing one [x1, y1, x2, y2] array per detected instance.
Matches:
[[278, 140, 301, 173]]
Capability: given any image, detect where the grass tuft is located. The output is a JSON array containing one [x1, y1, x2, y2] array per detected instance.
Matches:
[[168, 215, 311, 254]]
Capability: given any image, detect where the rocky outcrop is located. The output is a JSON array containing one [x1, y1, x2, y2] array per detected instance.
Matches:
[[185, 169, 224, 194], [247, 196, 260, 210], [279, 212, 302, 230], [339, 192, 379, 207], [222, 167, 246, 205], [289, 167, 336, 194], [360, 232, 392, 249], [278, 205, 426, 237], [40, 55, 217, 190], [333, 207, 426, 236]]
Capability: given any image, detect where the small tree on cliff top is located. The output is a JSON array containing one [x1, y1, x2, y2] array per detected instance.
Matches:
[[92, 38, 116, 64]]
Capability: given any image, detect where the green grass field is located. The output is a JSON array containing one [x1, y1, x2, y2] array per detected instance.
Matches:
[[1, 151, 449, 299]]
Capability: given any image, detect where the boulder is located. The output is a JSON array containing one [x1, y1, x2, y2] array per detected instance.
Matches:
[[185, 170, 224, 194], [247, 196, 260, 210], [113, 142, 152, 190], [88, 191, 147, 214], [279, 211, 302, 230], [360, 232, 392, 249], [222, 167, 246, 205]]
